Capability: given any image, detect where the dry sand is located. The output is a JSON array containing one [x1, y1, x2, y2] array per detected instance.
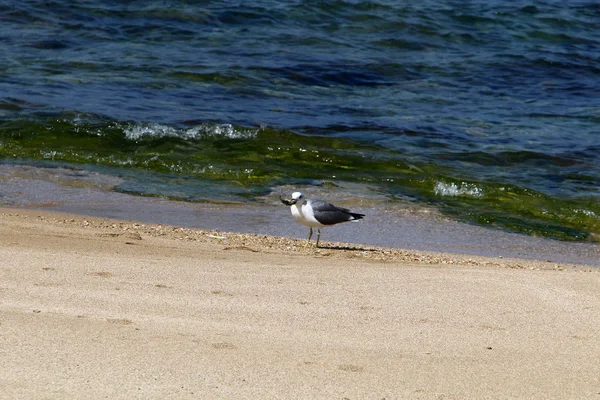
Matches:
[[1, 208, 599, 399]]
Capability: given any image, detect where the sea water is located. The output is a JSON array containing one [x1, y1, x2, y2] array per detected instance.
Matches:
[[1, 0, 599, 242]]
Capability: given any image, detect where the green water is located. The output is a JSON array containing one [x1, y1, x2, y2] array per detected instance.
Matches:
[[0, 114, 598, 242]]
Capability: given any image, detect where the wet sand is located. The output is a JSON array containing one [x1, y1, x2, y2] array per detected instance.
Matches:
[[2, 163, 600, 266], [1, 208, 599, 399]]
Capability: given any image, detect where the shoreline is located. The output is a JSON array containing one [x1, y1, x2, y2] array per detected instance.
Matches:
[[1, 207, 597, 271], [1, 163, 599, 267], [1, 207, 599, 399]]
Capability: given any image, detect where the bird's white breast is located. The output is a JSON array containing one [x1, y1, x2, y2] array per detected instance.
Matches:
[[291, 202, 325, 228]]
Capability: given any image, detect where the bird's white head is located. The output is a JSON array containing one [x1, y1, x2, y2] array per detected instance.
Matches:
[[291, 192, 304, 203]]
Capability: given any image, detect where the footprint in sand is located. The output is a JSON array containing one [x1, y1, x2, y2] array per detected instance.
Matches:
[[211, 342, 237, 350], [154, 284, 171, 289], [211, 290, 234, 297], [106, 318, 133, 325], [88, 271, 113, 278], [338, 364, 364, 373], [302, 361, 364, 373]]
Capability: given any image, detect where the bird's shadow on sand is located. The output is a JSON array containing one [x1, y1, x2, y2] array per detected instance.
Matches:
[[316, 245, 377, 252]]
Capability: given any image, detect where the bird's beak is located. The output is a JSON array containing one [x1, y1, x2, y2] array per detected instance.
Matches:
[[279, 195, 296, 206]]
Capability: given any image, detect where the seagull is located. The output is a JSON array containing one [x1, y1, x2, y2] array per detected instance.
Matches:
[[280, 192, 365, 247]]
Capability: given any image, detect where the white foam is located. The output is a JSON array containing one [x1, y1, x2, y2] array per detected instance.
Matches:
[[185, 123, 257, 140], [575, 208, 599, 219], [434, 181, 484, 198], [123, 123, 257, 141]]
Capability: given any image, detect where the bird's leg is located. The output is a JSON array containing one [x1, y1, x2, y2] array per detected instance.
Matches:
[[305, 227, 313, 247], [316, 229, 321, 248]]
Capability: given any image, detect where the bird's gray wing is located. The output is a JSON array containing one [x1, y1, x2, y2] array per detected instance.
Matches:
[[310, 200, 355, 225]]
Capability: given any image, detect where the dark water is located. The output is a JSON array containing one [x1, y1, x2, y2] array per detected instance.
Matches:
[[1, 0, 599, 242]]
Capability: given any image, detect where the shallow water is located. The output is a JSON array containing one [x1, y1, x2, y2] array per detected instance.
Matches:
[[1, 1, 599, 242], [2, 165, 599, 266]]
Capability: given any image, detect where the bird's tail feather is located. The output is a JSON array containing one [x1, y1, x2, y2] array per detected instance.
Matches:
[[349, 212, 365, 221]]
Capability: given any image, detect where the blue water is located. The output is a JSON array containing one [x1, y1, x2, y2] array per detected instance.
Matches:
[[1, 0, 599, 241]]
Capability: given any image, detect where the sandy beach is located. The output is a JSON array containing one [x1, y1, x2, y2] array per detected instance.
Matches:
[[1, 207, 599, 399]]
